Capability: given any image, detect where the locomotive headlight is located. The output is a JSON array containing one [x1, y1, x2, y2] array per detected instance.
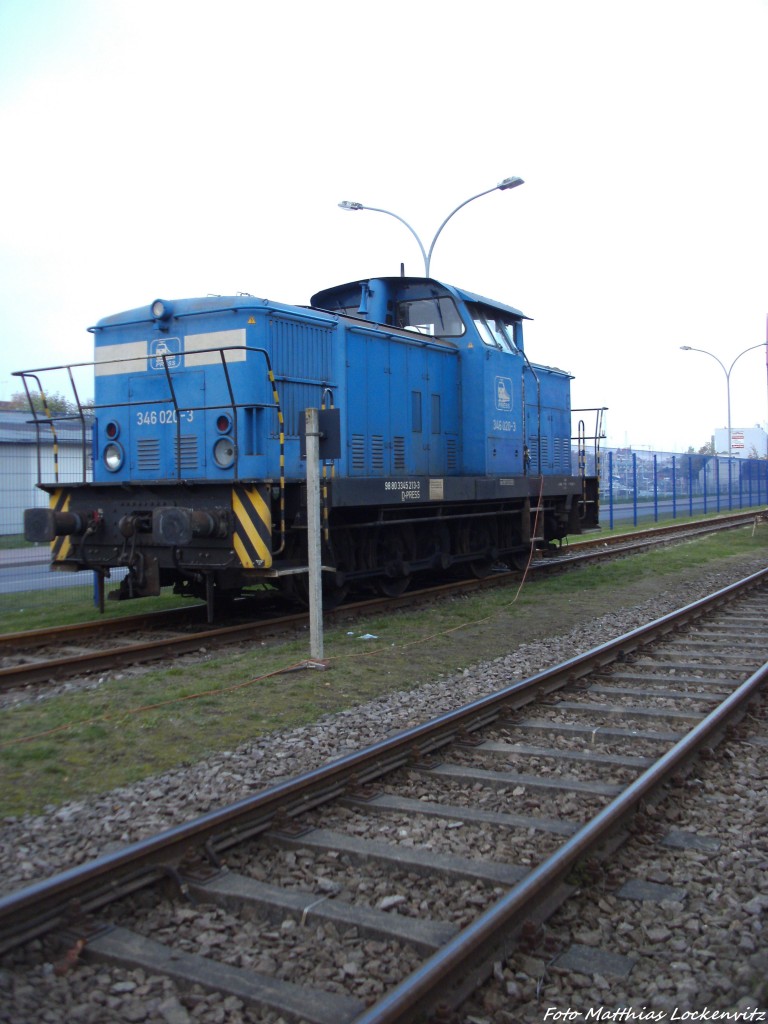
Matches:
[[213, 437, 235, 469], [151, 299, 173, 321], [103, 442, 124, 472]]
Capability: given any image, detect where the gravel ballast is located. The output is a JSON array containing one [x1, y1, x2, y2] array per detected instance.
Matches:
[[1, 555, 766, 1022]]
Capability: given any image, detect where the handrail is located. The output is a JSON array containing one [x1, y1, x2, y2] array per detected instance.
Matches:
[[13, 346, 290, 555]]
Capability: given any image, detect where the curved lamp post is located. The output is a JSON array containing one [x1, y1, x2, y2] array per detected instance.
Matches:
[[679, 342, 768, 457], [338, 176, 524, 277]]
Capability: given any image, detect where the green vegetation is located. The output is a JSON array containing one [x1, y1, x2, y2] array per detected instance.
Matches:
[[1, 525, 765, 817], [0, 586, 193, 632], [6, 390, 87, 415]]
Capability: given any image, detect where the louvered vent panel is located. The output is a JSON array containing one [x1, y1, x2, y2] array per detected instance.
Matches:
[[393, 436, 405, 470], [560, 439, 571, 472], [540, 436, 550, 468], [447, 437, 457, 470], [269, 317, 335, 438], [174, 435, 198, 471], [270, 318, 334, 378], [528, 436, 539, 472], [371, 435, 384, 471], [351, 434, 365, 471], [137, 439, 161, 473]]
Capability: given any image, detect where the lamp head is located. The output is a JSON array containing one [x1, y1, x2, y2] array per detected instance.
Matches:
[[497, 176, 524, 190]]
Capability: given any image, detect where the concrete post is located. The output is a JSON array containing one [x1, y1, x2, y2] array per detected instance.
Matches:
[[304, 408, 324, 660]]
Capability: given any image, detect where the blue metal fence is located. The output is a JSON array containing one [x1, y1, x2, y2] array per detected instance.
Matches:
[[598, 448, 768, 529]]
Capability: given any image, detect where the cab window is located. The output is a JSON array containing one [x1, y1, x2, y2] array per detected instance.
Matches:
[[396, 297, 465, 337], [470, 304, 520, 353]]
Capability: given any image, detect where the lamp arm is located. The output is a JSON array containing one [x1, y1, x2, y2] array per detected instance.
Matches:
[[363, 206, 428, 275], [425, 187, 496, 276], [727, 341, 768, 376]]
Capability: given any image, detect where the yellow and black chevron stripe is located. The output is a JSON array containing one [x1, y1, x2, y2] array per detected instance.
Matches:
[[49, 489, 74, 562], [232, 484, 273, 569]]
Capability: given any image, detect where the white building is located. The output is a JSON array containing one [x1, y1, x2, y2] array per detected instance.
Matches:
[[713, 426, 768, 459], [0, 410, 91, 536]]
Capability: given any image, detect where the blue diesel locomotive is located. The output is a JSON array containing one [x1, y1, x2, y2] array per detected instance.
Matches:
[[20, 275, 602, 618]]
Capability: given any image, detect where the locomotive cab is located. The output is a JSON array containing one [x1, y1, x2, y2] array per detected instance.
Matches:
[[313, 277, 574, 482]]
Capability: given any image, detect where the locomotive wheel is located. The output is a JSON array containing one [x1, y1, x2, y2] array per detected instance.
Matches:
[[511, 549, 534, 571], [375, 574, 411, 598], [374, 528, 412, 598], [322, 572, 350, 609], [469, 558, 495, 579], [466, 522, 497, 578], [288, 570, 349, 610]]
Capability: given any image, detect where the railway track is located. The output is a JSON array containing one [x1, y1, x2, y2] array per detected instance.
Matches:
[[0, 512, 761, 692], [2, 567, 766, 1022]]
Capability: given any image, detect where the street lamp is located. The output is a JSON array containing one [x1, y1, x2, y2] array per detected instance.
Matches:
[[338, 176, 524, 276], [679, 342, 768, 457]]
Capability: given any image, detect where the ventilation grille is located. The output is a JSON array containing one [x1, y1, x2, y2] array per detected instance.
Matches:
[[529, 435, 547, 472], [137, 438, 161, 473], [136, 436, 198, 473], [553, 437, 566, 471], [351, 434, 365, 471], [270, 317, 334, 438], [270, 318, 334, 378], [371, 435, 384, 471], [174, 435, 198, 471], [393, 436, 405, 471], [447, 437, 458, 470], [540, 437, 549, 465]]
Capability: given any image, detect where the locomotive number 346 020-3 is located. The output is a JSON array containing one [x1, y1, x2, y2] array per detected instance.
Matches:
[[135, 409, 195, 426]]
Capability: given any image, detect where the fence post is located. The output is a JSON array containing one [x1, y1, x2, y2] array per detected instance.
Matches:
[[672, 455, 677, 519]]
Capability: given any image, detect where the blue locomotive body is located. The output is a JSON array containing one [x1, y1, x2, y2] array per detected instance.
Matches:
[[21, 276, 601, 617]]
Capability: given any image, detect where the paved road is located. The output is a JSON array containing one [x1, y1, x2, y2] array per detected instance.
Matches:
[[0, 547, 126, 595]]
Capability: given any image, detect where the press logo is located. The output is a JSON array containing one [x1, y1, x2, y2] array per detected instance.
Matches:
[[149, 337, 182, 370], [495, 376, 513, 411]]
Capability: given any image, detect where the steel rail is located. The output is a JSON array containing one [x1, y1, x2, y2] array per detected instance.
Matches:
[[0, 604, 208, 651], [1, 566, 766, 956], [0, 608, 304, 688], [0, 513, 760, 689], [350, 656, 768, 1024]]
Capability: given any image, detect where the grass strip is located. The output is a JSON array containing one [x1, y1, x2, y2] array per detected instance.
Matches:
[[1, 527, 766, 816]]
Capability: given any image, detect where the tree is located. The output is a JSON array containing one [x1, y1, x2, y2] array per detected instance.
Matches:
[[7, 390, 82, 416]]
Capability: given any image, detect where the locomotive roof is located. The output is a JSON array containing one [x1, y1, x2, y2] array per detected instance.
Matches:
[[445, 284, 530, 321], [310, 277, 530, 321], [90, 294, 327, 331], [89, 278, 530, 332]]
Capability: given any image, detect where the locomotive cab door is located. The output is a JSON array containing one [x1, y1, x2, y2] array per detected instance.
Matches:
[[463, 303, 527, 477], [484, 348, 525, 475]]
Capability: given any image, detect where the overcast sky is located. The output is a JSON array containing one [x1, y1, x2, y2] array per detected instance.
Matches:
[[1, 0, 766, 453]]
